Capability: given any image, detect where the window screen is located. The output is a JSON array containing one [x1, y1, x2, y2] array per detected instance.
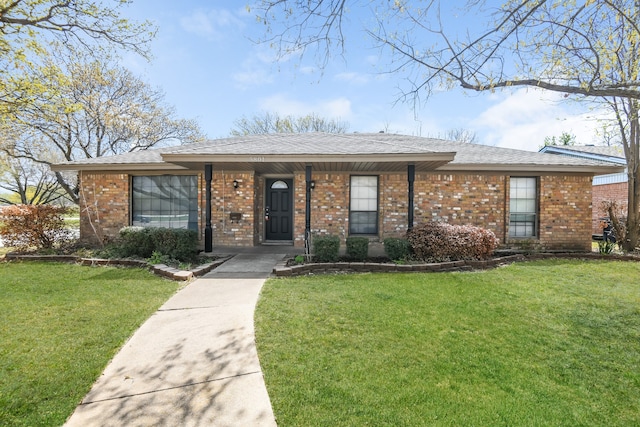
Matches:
[[349, 176, 378, 234], [131, 175, 198, 231]]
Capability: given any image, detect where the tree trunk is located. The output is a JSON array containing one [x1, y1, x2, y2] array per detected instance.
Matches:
[[623, 102, 640, 252]]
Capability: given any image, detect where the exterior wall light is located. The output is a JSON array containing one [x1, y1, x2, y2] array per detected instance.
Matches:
[[233, 179, 239, 189], [310, 181, 316, 189]]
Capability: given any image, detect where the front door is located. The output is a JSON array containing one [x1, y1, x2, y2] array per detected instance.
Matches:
[[265, 178, 293, 241]]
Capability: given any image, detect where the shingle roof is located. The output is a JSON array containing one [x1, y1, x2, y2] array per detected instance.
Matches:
[[51, 132, 624, 174], [555, 145, 624, 158]]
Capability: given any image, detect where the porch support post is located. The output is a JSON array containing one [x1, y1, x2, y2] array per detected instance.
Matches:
[[408, 164, 415, 231], [305, 165, 312, 255], [205, 163, 213, 252]]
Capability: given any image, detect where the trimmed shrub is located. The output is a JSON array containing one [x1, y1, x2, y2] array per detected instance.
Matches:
[[150, 228, 198, 262], [116, 227, 198, 262], [384, 237, 411, 261], [0, 204, 71, 250], [313, 235, 340, 262], [117, 226, 154, 258], [346, 236, 369, 261], [407, 221, 499, 262]]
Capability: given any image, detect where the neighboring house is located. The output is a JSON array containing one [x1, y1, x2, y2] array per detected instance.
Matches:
[[52, 133, 623, 252], [539, 145, 627, 236]]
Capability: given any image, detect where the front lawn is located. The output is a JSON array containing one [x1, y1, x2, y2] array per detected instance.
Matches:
[[255, 259, 640, 426], [0, 261, 181, 427]]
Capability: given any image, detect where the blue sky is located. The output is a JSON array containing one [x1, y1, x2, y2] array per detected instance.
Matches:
[[122, 1, 607, 151]]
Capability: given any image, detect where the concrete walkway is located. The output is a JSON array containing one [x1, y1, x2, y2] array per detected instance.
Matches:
[[64, 250, 289, 427]]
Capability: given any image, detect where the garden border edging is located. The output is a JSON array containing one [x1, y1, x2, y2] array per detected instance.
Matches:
[[3, 253, 233, 281], [272, 252, 640, 277]]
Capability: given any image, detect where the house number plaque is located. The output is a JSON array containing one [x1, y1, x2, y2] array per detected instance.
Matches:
[[250, 156, 265, 162]]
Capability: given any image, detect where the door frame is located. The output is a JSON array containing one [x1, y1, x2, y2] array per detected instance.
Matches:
[[263, 176, 294, 242]]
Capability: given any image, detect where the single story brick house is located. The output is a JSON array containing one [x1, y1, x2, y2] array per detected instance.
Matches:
[[539, 145, 628, 236], [52, 133, 624, 252]]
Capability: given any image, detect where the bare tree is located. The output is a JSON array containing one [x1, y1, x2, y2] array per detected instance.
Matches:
[[446, 128, 478, 144], [231, 112, 349, 135], [0, 154, 68, 205], [254, 0, 640, 251], [2, 48, 205, 204], [0, 0, 155, 116]]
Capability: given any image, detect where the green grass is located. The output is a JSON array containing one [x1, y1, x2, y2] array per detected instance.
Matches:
[[256, 260, 640, 426], [0, 261, 181, 427]]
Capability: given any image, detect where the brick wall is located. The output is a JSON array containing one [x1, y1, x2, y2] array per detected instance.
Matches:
[[78, 172, 130, 244], [293, 172, 591, 251], [209, 172, 255, 246], [537, 175, 593, 251], [78, 170, 595, 251], [294, 172, 350, 247], [412, 173, 506, 239], [592, 182, 628, 234]]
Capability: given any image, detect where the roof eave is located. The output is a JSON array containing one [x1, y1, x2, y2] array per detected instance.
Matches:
[[440, 164, 625, 174], [50, 162, 188, 172], [160, 152, 457, 163]]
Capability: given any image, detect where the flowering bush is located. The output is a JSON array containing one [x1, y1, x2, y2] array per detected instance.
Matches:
[[0, 204, 71, 250], [406, 221, 499, 262]]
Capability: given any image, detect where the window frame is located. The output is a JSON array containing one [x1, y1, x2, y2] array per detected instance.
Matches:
[[131, 175, 199, 231], [349, 175, 379, 235], [508, 176, 538, 238]]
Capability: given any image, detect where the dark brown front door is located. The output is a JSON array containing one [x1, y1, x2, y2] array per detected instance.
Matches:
[[265, 178, 293, 241]]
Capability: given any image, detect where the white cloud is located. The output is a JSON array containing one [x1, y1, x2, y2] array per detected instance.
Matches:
[[258, 94, 353, 120], [472, 88, 608, 151], [180, 9, 245, 40], [334, 72, 372, 85], [232, 47, 277, 89], [299, 66, 317, 75], [233, 68, 274, 88]]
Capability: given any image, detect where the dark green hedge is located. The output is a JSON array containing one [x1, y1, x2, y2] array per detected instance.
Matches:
[[346, 236, 369, 261], [313, 235, 340, 262], [117, 227, 198, 262]]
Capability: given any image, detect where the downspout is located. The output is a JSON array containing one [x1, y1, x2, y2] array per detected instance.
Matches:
[[205, 163, 213, 252], [408, 164, 415, 231], [305, 165, 312, 255]]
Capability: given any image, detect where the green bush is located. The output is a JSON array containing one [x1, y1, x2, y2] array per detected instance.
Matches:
[[117, 226, 153, 258], [384, 237, 411, 260], [598, 240, 616, 255], [313, 235, 340, 262], [346, 236, 369, 261], [150, 228, 198, 261], [116, 227, 198, 262]]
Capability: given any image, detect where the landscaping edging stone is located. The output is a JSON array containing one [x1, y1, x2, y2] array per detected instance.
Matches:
[[272, 252, 640, 277], [3, 253, 233, 281]]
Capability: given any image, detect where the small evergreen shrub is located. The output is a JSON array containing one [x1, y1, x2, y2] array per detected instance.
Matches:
[[384, 237, 411, 261], [150, 228, 198, 262], [0, 204, 71, 250], [116, 227, 198, 262], [313, 235, 340, 262], [407, 221, 499, 262], [118, 226, 154, 258], [346, 236, 369, 261]]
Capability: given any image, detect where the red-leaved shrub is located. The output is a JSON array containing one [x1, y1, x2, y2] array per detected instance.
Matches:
[[406, 221, 499, 262], [0, 204, 71, 250]]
